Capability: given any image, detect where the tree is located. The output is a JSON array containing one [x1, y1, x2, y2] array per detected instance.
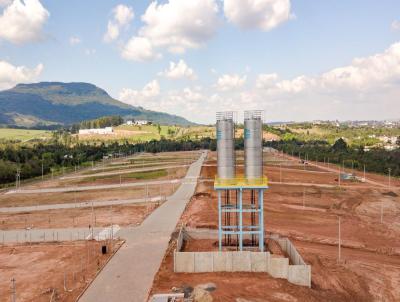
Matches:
[[331, 138, 348, 152]]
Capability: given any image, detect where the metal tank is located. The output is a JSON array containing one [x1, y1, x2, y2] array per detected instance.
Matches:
[[216, 112, 235, 179], [244, 110, 263, 180]]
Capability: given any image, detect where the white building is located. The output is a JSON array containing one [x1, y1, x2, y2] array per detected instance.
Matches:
[[135, 120, 150, 125], [79, 127, 114, 135], [126, 120, 133, 125]]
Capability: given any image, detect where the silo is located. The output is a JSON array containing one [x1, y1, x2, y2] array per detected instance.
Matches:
[[216, 112, 235, 180], [244, 110, 263, 180]]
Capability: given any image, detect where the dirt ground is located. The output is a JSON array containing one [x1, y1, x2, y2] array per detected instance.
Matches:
[[0, 240, 122, 302], [0, 183, 176, 207], [151, 151, 400, 301], [22, 165, 188, 189], [0, 202, 160, 230]]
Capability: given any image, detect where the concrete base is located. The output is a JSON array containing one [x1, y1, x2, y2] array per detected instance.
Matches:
[[174, 251, 311, 287]]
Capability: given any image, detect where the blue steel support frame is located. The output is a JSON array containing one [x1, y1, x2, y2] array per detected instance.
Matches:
[[259, 188, 264, 251], [218, 190, 222, 251], [216, 185, 267, 252], [239, 188, 243, 251]]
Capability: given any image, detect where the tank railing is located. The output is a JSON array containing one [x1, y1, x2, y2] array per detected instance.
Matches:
[[216, 111, 235, 121], [214, 176, 268, 187], [244, 110, 263, 120]]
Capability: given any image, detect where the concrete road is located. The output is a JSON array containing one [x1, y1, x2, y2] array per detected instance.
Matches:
[[5, 178, 181, 195], [0, 196, 164, 213], [78, 151, 206, 302]]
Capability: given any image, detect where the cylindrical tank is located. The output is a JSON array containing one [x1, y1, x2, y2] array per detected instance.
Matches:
[[244, 112, 263, 180], [216, 115, 235, 179]]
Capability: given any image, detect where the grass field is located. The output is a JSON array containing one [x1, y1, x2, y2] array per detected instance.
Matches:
[[77, 124, 215, 143], [0, 128, 52, 142]]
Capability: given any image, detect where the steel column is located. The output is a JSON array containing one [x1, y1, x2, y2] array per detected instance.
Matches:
[[259, 188, 264, 251], [218, 190, 222, 251], [239, 188, 243, 251]]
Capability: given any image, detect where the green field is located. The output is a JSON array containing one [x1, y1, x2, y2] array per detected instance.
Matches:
[[77, 124, 215, 143], [0, 128, 52, 142]]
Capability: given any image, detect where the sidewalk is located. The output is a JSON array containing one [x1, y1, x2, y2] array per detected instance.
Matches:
[[78, 151, 206, 302]]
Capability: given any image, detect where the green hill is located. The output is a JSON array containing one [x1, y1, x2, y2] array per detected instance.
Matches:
[[0, 82, 193, 128]]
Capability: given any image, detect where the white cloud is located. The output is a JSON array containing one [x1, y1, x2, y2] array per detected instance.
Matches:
[[69, 36, 81, 46], [159, 59, 197, 80], [216, 74, 247, 91], [0, 0, 12, 7], [0, 60, 43, 90], [224, 0, 292, 31], [104, 4, 134, 43], [124, 42, 400, 124], [121, 36, 160, 62], [113, 4, 134, 26], [391, 20, 400, 31], [255, 73, 278, 89], [121, 0, 219, 61], [119, 79, 161, 106], [0, 0, 49, 44], [266, 41, 400, 95]]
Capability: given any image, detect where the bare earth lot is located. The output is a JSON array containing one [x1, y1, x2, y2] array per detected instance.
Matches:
[[0, 240, 122, 302], [0, 202, 160, 230], [151, 151, 400, 301]]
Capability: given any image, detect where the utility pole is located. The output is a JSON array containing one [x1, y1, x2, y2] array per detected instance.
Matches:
[[303, 187, 305, 209], [15, 168, 21, 190], [11, 277, 16, 302], [338, 216, 341, 262], [388, 168, 391, 189], [280, 163, 282, 183], [363, 165, 366, 182], [41, 161, 44, 180]]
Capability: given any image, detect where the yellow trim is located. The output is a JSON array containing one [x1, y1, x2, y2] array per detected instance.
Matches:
[[214, 176, 268, 188]]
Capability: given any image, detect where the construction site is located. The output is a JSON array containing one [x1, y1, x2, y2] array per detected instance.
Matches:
[[149, 112, 400, 301], [0, 113, 399, 301]]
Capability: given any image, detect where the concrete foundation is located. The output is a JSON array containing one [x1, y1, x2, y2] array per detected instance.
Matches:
[[174, 227, 311, 287]]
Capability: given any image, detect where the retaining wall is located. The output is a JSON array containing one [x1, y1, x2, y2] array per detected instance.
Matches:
[[175, 228, 311, 287]]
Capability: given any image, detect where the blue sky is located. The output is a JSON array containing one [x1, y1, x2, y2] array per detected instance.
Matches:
[[0, 0, 400, 123]]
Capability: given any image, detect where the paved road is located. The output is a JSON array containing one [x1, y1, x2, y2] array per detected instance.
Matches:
[[79, 151, 206, 302], [0, 196, 164, 213], [5, 178, 181, 195]]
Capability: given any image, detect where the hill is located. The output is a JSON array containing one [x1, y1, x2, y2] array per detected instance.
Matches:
[[0, 82, 193, 127]]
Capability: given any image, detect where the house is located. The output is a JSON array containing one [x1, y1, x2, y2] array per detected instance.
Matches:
[[135, 120, 150, 125]]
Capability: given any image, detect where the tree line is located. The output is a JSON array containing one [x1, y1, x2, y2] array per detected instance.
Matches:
[[70, 115, 124, 133], [0, 137, 216, 185], [266, 138, 400, 177]]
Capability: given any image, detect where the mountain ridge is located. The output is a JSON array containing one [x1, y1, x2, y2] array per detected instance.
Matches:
[[0, 82, 193, 127]]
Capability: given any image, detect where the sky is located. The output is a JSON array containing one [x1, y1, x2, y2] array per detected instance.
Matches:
[[0, 0, 400, 124]]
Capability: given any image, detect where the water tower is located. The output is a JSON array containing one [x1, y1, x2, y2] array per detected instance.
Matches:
[[214, 110, 268, 252]]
